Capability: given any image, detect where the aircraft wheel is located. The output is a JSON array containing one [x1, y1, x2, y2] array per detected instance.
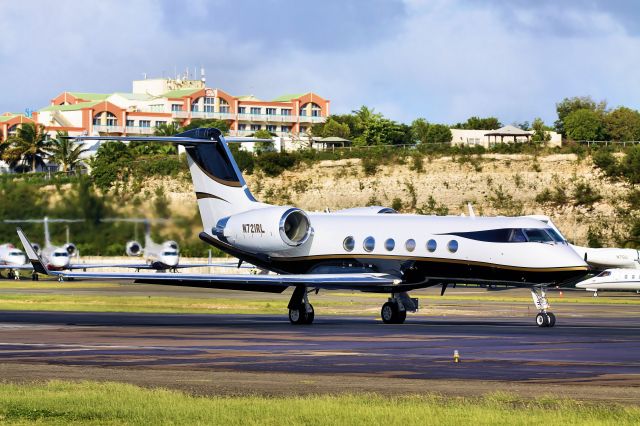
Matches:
[[535, 312, 549, 327], [395, 309, 407, 324], [546, 312, 556, 327], [289, 304, 313, 325], [381, 302, 397, 324], [7, 271, 14, 280], [303, 304, 314, 325], [288, 306, 303, 324], [381, 302, 406, 324]]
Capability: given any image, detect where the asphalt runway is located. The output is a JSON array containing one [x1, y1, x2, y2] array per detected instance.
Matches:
[[1, 309, 640, 389]]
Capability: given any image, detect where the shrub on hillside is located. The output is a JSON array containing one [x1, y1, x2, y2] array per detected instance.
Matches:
[[255, 152, 298, 177], [573, 182, 602, 207]]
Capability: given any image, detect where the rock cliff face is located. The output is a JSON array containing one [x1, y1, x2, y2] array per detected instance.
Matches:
[[154, 154, 632, 248]]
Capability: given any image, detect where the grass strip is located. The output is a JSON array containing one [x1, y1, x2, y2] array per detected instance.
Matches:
[[0, 293, 365, 315], [0, 381, 638, 425]]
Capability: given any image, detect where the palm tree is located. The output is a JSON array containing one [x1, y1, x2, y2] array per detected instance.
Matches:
[[1, 123, 52, 172], [49, 131, 89, 173]]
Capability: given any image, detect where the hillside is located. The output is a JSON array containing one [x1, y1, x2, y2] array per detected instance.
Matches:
[[142, 153, 633, 248]]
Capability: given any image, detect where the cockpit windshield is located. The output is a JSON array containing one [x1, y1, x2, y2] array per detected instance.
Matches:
[[597, 271, 612, 277], [53, 252, 69, 257], [162, 251, 178, 256], [546, 228, 566, 243], [523, 228, 554, 243], [9, 252, 23, 257]]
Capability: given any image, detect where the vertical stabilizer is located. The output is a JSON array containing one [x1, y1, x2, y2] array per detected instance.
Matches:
[[176, 128, 263, 234]]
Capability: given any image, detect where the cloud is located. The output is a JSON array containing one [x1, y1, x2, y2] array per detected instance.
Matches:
[[1, 0, 639, 126]]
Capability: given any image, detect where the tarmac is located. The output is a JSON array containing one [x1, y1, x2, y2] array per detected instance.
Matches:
[[1, 299, 640, 401]]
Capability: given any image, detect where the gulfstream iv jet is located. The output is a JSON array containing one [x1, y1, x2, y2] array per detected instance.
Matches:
[[18, 128, 589, 327]]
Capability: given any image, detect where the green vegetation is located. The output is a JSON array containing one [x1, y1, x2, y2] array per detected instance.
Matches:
[[0, 381, 639, 425], [1, 123, 52, 172]]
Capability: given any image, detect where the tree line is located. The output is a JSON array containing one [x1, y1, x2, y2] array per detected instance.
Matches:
[[0, 124, 88, 173]]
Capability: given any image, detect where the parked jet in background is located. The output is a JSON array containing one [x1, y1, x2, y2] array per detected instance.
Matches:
[[103, 218, 246, 272], [3, 217, 84, 279], [0, 243, 28, 279], [18, 128, 589, 327], [576, 269, 640, 296]]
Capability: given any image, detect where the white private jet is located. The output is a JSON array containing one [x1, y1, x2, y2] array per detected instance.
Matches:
[[576, 269, 640, 296], [4, 217, 84, 279], [0, 243, 28, 279], [17, 128, 589, 327], [102, 218, 244, 272]]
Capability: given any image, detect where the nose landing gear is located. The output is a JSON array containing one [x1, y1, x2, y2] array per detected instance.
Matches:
[[531, 287, 556, 327]]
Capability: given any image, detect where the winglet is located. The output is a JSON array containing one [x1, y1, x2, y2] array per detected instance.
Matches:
[[16, 227, 49, 275]]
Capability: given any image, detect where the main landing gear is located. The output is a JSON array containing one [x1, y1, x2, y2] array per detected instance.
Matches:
[[288, 286, 314, 325], [380, 292, 418, 324], [530, 287, 556, 328]]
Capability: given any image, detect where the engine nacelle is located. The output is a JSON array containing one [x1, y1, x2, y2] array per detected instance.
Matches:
[[163, 240, 179, 251], [126, 240, 143, 256], [31, 243, 41, 255], [63, 243, 77, 256], [215, 206, 312, 252], [336, 206, 397, 215]]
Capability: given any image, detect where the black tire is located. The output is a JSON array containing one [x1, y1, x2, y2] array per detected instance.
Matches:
[[546, 312, 556, 327], [303, 304, 314, 325], [535, 312, 548, 327], [289, 304, 314, 325], [288, 306, 304, 325], [381, 302, 398, 324], [395, 309, 407, 324]]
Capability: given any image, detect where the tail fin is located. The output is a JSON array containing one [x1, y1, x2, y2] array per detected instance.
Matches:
[[17, 228, 50, 275], [176, 128, 261, 234], [66, 127, 264, 236]]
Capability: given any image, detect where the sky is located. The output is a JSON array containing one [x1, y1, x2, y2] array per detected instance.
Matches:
[[1, 0, 639, 126]]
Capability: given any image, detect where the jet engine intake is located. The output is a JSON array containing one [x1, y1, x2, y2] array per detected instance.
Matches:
[[126, 241, 142, 256], [214, 206, 312, 252], [63, 243, 77, 256], [163, 241, 179, 251]]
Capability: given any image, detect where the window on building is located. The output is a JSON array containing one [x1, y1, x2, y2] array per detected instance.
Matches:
[[156, 121, 167, 127], [171, 104, 183, 112], [191, 103, 199, 112], [250, 107, 261, 115], [250, 124, 261, 131], [266, 108, 276, 115], [266, 125, 277, 132], [126, 119, 135, 127], [139, 120, 151, 128], [219, 99, 230, 113], [281, 126, 291, 133], [238, 124, 247, 131], [238, 107, 246, 114], [299, 107, 307, 116], [93, 112, 118, 127], [281, 109, 292, 116], [204, 97, 215, 113]]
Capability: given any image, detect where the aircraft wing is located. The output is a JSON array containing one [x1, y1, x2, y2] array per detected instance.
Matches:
[[0, 264, 33, 271], [64, 262, 254, 271], [65, 263, 153, 271], [17, 228, 401, 293]]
